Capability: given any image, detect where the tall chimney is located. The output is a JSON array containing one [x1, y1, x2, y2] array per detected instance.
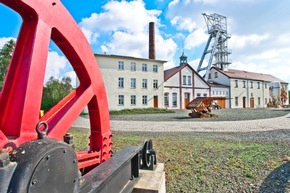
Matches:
[[149, 22, 155, 59]]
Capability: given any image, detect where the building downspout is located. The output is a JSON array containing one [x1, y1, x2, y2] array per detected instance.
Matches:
[[179, 71, 182, 110]]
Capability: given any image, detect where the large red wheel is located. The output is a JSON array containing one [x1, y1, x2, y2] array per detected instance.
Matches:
[[0, 0, 112, 169]]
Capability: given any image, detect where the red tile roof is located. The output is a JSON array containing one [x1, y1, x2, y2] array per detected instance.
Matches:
[[164, 65, 184, 81], [164, 64, 210, 86], [214, 67, 288, 83]]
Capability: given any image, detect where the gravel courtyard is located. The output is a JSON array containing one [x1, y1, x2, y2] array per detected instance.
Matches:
[[72, 108, 290, 192], [74, 108, 290, 131]]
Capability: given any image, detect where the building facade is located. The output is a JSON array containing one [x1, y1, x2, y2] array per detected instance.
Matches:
[[208, 82, 230, 108], [95, 54, 166, 111], [164, 63, 210, 110], [209, 67, 289, 108]]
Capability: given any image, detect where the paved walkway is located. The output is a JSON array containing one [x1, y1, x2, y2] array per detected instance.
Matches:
[[72, 113, 290, 133]]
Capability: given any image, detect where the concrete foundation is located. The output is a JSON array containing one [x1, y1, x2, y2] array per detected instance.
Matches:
[[132, 163, 166, 193]]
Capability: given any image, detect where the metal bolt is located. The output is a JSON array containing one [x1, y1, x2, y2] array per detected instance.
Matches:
[[31, 179, 37, 185]]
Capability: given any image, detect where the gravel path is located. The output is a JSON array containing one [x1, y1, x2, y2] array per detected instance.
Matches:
[[73, 112, 290, 133]]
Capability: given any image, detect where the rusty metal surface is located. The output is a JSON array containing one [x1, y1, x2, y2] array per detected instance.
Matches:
[[186, 97, 226, 109]]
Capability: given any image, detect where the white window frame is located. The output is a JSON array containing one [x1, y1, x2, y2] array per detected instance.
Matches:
[[130, 78, 136, 88], [153, 65, 158, 73], [142, 63, 147, 72], [131, 95, 136, 105], [153, 79, 158, 89], [118, 77, 124, 88], [142, 95, 148, 105], [142, 79, 147, 89], [118, 61, 124, 70], [118, 95, 124, 105], [131, 62, 136, 71]]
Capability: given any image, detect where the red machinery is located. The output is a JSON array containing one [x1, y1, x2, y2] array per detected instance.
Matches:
[[0, 0, 156, 192], [186, 97, 226, 118]]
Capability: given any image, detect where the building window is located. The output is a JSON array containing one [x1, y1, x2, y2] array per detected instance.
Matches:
[[243, 81, 246, 88], [118, 61, 124, 70], [142, 95, 147, 105], [212, 91, 215, 95], [153, 79, 158, 89], [258, 97, 261, 105], [131, 62, 136, 71], [203, 93, 207, 97], [153, 65, 158, 73], [131, 78, 136, 88], [235, 97, 238, 106], [257, 82, 260, 89], [183, 75, 186, 85], [118, 77, 124, 88], [142, 79, 147, 89], [235, 80, 238, 88], [214, 72, 218, 78], [188, 76, 191, 85], [265, 98, 267, 105], [164, 93, 169, 107], [131, 95, 136, 105], [208, 73, 211, 79], [118, 95, 124, 105], [172, 93, 177, 106], [250, 81, 253, 88], [265, 83, 267, 89], [142, 63, 147, 72], [197, 93, 201, 97]]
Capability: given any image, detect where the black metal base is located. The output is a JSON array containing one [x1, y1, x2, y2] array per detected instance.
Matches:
[[6, 139, 80, 193], [80, 146, 142, 193]]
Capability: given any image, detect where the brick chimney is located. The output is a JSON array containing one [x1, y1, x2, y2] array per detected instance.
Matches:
[[149, 22, 155, 59]]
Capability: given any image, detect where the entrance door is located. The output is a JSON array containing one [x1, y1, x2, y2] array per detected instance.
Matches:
[[250, 97, 254, 108], [243, 97, 246, 108], [153, 96, 158, 108], [184, 93, 190, 109]]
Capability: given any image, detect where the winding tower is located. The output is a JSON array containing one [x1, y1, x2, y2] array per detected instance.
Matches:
[[197, 13, 231, 80]]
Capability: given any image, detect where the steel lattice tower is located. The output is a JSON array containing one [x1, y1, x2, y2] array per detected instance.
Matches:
[[197, 13, 231, 80]]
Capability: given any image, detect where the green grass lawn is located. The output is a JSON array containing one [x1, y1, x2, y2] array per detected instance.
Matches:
[[70, 128, 290, 193]]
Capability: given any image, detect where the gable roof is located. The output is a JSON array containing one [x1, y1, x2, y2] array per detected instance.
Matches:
[[164, 65, 184, 81], [212, 67, 288, 84], [164, 64, 210, 86]]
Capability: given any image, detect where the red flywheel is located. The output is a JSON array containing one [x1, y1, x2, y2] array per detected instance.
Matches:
[[0, 0, 112, 170]]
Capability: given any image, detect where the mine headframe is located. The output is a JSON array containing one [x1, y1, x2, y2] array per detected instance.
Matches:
[[197, 13, 231, 81]]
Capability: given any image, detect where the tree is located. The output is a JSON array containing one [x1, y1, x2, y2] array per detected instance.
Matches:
[[41, 76, 73, 111], [0, 39, 16, 89]]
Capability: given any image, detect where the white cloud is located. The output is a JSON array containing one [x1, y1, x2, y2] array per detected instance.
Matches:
[[0, 37, 16, 49], [230, 34, 270, 50], [194, 0, 218, 4], [79, 0, 177, 62], [184, 28, 208, 49], [79, 0, 161, 33], [45, 51, 69, 82], [171, 16, 197, 32], [80, 27, 99, 44], [65, 71, 77, 88]]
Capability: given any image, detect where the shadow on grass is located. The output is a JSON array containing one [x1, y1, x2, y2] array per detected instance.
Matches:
[[259, 162, 290, 193]]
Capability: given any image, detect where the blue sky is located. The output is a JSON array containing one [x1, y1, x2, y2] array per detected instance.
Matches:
[[1, 0, 290, 86]]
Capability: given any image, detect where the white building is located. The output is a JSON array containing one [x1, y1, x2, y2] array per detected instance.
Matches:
[[163, 53, 210, 109], [208, 82, 230, 108], [209, 67, 289, 108], [95, 54, 166, 111]]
